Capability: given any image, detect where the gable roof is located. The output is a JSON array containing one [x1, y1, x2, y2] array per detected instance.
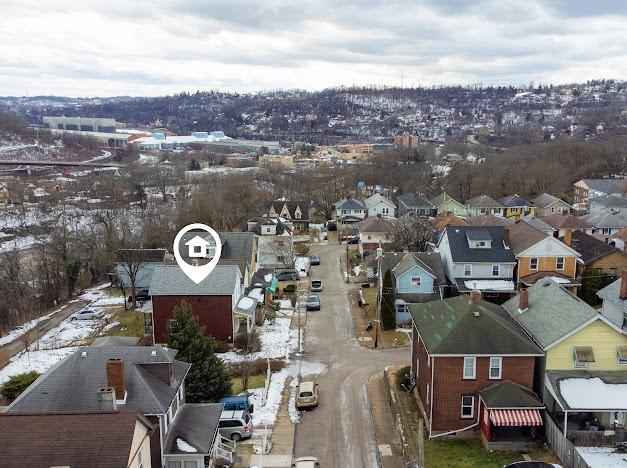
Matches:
[[479, 381, 544, 408], [432, 214, 469, 231], [164, 403, 222, 455], [467, 215, 514, 227], [0, 411, 153, 468], [397, 193, 434, 208], [335, 197, 365, 210], [149, 264, 240, 296], [364, 193, 396, 210], [500, 194, 534, 208], [392, 253, 436, 279], [409, 295, 541, 355], [430, 192, 464, 208], [520, 215, 556, 233], [8, 346, 189, 414], [533, 193, 570, 208], [358, 216, 395, 233], [268, 200, 309, 218], [442, 226, 516, 263], [579, 179, 627, 195], [566, 230, 623, 264], [219, 232, 255, 261], [539, 213, 593, 230], [597, 278, 627, 314], [502, 278, 599, 350], [506, 221, 551, 255], [589, 195, 627, 209], [612, 226, 627, 242], [379, 251, 447, 286], [466, 194, 505, 208], [581, 212, 627, 229]]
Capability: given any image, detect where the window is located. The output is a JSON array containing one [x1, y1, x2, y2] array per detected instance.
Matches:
[[529, 258, 538, 270], [602, 227, 611, 235], [476, 241, 486, 247], [411, 276, 422, 286], [492, 264, 500, 277], [367, 234, 372, 240], [617, 346, 627, 365], [463, 264, 472, 277], [574, 346, 595, 368], [556, 257, 564, 270], [461, 395, 475, 418], [489, 357, 502, 379], [463, 356, 476, 379], [138, 451, 144, 468]]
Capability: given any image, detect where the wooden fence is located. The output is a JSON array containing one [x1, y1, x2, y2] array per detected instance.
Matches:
[[568, 429, 627, 447], [544, 414, 591, 468]]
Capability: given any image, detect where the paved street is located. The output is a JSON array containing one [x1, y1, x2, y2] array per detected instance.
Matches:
[[293, 243, 407, 468]]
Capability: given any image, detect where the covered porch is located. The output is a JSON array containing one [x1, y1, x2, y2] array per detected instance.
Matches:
[[479, 381, 545, 451], [544, 370, 627, 446], [233, 296, 258, 335]]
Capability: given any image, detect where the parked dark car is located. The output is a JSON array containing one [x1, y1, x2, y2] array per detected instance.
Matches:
[[347, 237, 360, 244], [326, 221, 337, 231], [128, 289, 150, 303], [503, 462, 563, 468], [306, 294, 321, 311], [310, 255, 320, 265], [275, 269, 299, 281]]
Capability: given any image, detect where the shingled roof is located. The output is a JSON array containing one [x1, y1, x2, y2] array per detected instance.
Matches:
[[443, 226, 516, 263], [8, 346, 189, 414], [506, 221, 550, 255], [358, 216, 395, 233], [0, 411, 153, 468], [409, 295, 541, 355], [539, 213, 592, 230], [566, 230, 622, 264], [149, 264, 240, 296]]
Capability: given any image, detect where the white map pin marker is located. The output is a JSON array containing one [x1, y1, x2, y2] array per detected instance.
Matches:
[[173, 223, 222, 284]]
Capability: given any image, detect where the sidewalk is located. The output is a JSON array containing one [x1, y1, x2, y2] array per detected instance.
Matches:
[[368, 374, 404, 468]]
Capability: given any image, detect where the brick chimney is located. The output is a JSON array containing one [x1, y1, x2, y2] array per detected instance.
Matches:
[[503, 228, 510, 246], [106, 358, 125, 400], [96, 387, 117, 411], [620, 269, 627, 300], [518, 288, 529, 312], [469, 289, 482, 304], [563, 229, 573, 247]]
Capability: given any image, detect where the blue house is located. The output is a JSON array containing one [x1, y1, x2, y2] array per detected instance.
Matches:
[[376, 251, 447, 326]]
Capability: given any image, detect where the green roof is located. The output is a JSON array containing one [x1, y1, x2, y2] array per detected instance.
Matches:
[[502, 278, 598, 350], [479, 381, 543, 408], [409, 295, 542, 355], [430, 192, 463, 207]]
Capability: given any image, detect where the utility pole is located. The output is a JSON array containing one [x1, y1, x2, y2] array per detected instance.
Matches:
[[346, 242, 349, 283]]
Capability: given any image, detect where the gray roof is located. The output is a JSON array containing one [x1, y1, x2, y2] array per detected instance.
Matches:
[[589, 195, 627, 209], [507, 220, 550, 255], [466, 195, 505, 209], [500, 194, 534, 208], [358, 216, 395, 233], [149, 265, 240, 296], [397, 193, 434, 208], [597, 278, 627, 314], [581, 212, 627, 229], [466, 230, 493, 241], [8, 346, 189, 415], [442, 226, 516, 263], [164, 403, 222, 455], [335, 197, 365, 210], [580, 179, 627, 195], [177, 231, 255, 263], [379, 251, 447, 286], [521, 215, 556, 234], [409, 295, 541, 355], [502, 278, 598, 350], [467, 215, 514, 227], [532, 193, 569, 208]]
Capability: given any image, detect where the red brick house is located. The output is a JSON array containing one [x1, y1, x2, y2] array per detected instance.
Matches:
[[149, 264, 244, 343], [409, 291, 544, 449]]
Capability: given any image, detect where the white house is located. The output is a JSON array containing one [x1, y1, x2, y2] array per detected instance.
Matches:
[[364, 193, 396, 218]]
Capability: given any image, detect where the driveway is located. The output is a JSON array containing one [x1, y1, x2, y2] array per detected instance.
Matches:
[[293, 243, 407, 468]]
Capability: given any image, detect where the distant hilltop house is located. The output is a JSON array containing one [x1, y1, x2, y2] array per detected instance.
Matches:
[[430, 192, 467, 217], [573, 178, 627, 208], [465, 195, 505, 218], [265, 200, 312, 232]]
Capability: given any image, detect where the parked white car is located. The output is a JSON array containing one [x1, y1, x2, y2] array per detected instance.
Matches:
[[70, 309, 104, 321], [292, 457, 320, 468]]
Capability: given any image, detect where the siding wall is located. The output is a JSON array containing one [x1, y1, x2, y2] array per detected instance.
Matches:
[[152, 295, 233, 343], [518, 256, 577, 280], [546, 320, 627, 371], [590, 251, 627, 275], [397, 266, 435, 294]]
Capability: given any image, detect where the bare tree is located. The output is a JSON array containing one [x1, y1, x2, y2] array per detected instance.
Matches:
[[392, 215, 435, 252]]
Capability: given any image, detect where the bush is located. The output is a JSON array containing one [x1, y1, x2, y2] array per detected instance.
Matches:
[[283, 284, 297, 293], [213, 340, 231, 353], [227, 359, 285, 377], [233, 329, 261, 354], [294, 243, 310, 256], [397, 366, 411, 390], [1, 371, 40, 402]]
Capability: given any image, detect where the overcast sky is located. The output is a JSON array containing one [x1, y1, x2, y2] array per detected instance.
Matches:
[[1, 0, 627, 97]]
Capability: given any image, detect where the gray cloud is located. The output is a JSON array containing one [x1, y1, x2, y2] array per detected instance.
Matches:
[[0, 0, 626, 96]]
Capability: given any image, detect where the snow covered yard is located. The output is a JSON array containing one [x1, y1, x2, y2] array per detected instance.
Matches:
[[0, 347, 78, 385], [577, 447, 627, 467], [0, 304, 69, 347]]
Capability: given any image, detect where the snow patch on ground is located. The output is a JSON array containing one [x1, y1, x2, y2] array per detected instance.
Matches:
[[576, 447, 627, 467], [0, 347, 79, 384], [0, 305, 68, 347], [218, 318, 297, 363]]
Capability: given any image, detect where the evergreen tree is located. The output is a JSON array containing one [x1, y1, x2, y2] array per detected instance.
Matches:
[[167, 301, 231, 402], [581, 267, 602, 306], [381, 269, 396, 330]]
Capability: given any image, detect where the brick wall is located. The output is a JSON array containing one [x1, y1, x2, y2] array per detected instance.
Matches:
[[152, 295, 233, 343], [411, 323, 434, 423], [431, 356, 535, 432]]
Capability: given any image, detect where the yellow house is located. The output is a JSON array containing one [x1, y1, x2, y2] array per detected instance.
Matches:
[[503, 278, 627, 431], [500, 195, 537, 218]]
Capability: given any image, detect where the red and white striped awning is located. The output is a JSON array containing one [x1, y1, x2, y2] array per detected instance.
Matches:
[[490, 409, 543, 426]]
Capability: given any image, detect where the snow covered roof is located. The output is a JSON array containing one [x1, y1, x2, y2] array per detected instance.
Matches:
[[545, 370, 627, 411]]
